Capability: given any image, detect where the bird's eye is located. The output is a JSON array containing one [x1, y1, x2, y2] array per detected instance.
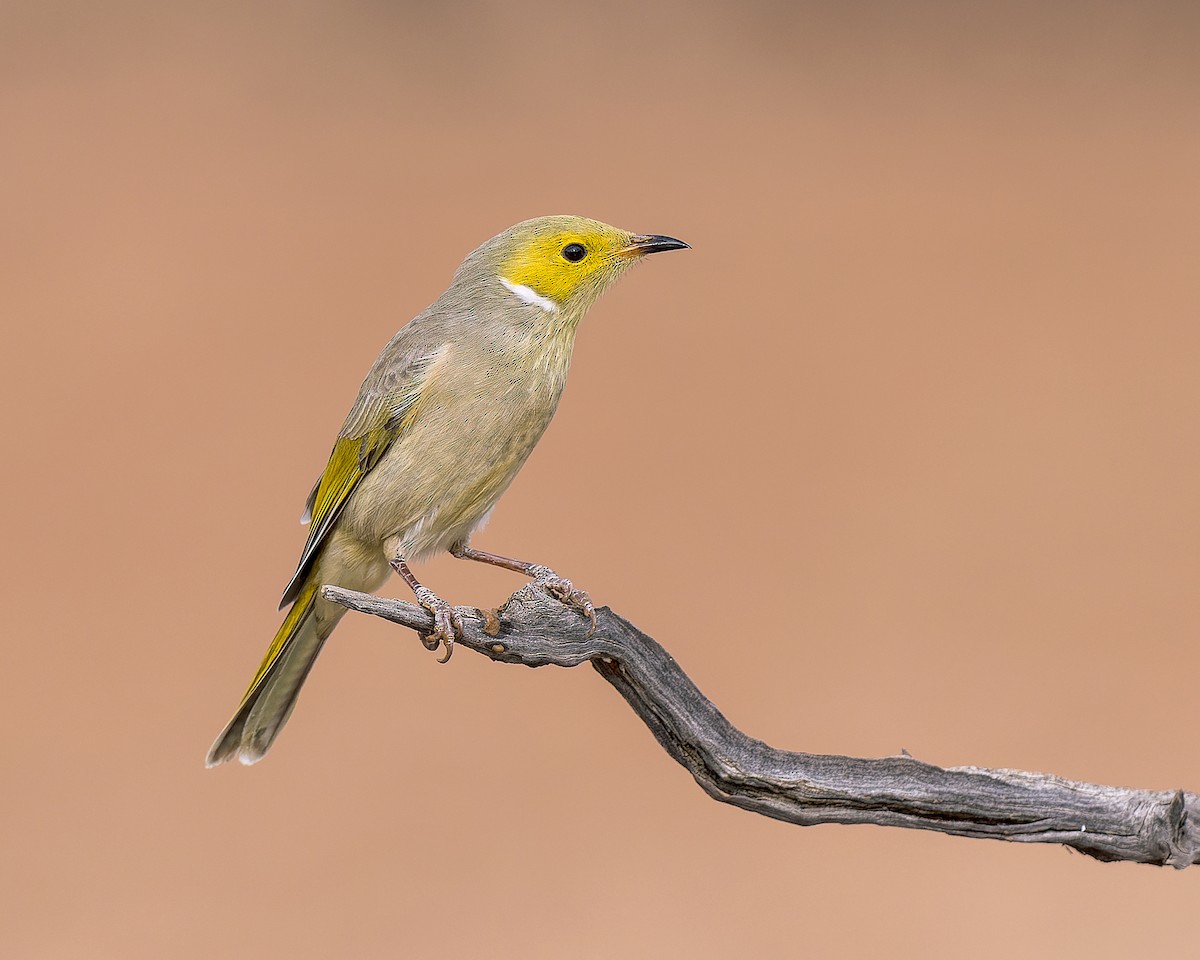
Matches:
[[562, 243, 587, 263]]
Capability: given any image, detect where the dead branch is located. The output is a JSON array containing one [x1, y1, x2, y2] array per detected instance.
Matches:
[[323, 583, 1198, 868]]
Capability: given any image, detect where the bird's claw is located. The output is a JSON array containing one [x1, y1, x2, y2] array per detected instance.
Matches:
[[413, 586, 462, 663], [527, 565, 597, 636]]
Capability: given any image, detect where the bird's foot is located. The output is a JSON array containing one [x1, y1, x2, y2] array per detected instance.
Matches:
[[527, 565, 597, 635], [413, 586, 462, 663]]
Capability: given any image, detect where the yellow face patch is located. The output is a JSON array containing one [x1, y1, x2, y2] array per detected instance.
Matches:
[[498, 221, 635, 307]]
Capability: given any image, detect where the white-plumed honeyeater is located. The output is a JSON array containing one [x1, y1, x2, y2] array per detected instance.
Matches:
[[207, 216, 689, 766]]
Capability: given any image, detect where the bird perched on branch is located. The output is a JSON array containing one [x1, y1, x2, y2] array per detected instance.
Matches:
[[207, 215, 689, 766]]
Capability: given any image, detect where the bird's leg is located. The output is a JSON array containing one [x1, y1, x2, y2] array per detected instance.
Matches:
[[449, 542, 596, 634], [390, 555, 461, 663]]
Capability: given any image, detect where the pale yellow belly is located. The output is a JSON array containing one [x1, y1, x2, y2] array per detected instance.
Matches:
[[339, 381, 560, 561]]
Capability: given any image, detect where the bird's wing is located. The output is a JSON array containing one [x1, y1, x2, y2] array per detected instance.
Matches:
[[279, 345, 447, 609]]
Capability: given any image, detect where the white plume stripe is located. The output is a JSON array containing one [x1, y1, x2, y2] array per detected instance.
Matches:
[[498, 277, 559, 314]]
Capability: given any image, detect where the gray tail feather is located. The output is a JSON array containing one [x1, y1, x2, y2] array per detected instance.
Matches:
[[206, 615, 327, 767]]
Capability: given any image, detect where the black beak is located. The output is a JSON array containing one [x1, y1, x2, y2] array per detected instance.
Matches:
[[621, 234, 691, 257]]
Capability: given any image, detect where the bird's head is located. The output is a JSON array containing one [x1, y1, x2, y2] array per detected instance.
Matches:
[[457, 215, 689, 322]]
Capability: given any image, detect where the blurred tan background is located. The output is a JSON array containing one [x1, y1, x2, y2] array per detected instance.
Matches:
[[2, 1, 1198, 956]]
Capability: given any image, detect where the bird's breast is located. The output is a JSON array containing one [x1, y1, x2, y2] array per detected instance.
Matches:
[[341, 328, 577, 554]]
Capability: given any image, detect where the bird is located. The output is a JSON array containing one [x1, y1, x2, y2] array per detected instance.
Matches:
[[206, 215, 689, 766]]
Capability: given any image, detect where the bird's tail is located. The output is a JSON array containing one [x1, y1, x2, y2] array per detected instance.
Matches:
[[206, 578, 344, 767]]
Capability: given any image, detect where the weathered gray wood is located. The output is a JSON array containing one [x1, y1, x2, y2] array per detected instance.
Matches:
[[323, 583, 1199, 868]]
